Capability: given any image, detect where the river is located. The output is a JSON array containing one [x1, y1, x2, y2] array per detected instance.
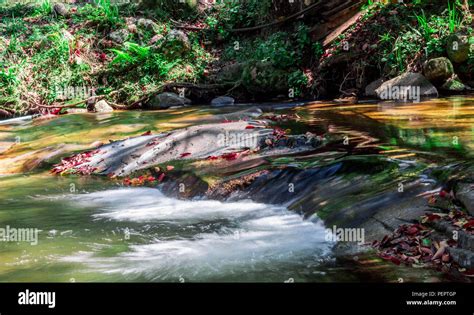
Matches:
[[0, 97, 473, 282]]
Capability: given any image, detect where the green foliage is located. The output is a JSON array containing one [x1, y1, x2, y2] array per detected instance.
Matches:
[[95, 0, 120, 23], [312, 42, 324, 59], [415, 10, 433, 41], [288, 70, 308, 97], [447, 0, 462, 33]]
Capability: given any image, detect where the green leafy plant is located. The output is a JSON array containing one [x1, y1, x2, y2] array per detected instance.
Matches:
[[447, 0, 462, 33], [415, 10, 433, 41]]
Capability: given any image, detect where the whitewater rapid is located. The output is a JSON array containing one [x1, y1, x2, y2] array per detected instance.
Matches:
[[62, 188, 333, 281]]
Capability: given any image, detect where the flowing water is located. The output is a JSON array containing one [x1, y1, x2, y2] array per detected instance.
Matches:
[[0, 97, 473, 282]]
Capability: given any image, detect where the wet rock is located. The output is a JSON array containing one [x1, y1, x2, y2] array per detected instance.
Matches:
[[109, 29, 129, 44], [365, 78, 384, 97], [423, 57, 454, 84], [93, 100, 114, 113], [147, 92, 191, 109], [53, 120, 273, 177], [53, 3, 68, 16], [456, 183, 474, 216], [375, 72, 438, 100], [447, 247, 474, 269], [211, 96, 235, 107], [446, 33, 471, 63]]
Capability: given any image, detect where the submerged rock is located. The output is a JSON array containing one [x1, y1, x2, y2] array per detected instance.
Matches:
[[147, 92, 191, 109], [211, 96, 235, 107], [423, 57, 454, 84], [375, 72, 438, 100]]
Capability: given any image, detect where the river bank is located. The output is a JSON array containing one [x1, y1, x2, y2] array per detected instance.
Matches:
[[1, 1, 473, 118]]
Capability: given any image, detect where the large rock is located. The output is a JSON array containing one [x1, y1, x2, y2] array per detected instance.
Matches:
[[365, 78, 384, 97], [374, 72, 438, 100], [53, 3, 68, 16], [137, 18, 159, 32], [109, 29, 129, 44], [456, 183, 474, 216], [93, 100, 114, 113], [446, 33, 471, 63], [423, 57, 454, 84], [162, 30, 191, 56], [53, 119, 273, 177], [147, 92, 191, 109], [211, 96, 235, 107]]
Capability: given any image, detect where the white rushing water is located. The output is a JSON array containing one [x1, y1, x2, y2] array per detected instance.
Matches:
[[64, 188, 333, 281]]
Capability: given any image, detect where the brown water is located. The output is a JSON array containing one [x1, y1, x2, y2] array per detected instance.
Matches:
[[0, 97, 472, 282]]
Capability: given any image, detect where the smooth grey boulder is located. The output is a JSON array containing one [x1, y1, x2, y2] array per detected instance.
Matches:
[[147, 92, 191, 109], [365, 78, 384, 97], [375, 72, 438, 100], [211, 96, 235, 107], [93, 100, 114, 113]]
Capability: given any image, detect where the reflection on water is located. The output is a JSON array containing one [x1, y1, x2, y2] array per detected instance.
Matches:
[[0, 97, 472, 282]]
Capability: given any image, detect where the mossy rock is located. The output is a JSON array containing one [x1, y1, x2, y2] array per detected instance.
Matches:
[[446, 33, 471, 64], [423, 57, 454, 84], [441, 78, 467, 92]]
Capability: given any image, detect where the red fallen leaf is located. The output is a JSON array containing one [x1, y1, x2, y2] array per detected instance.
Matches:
[[49, 108, 62, 115], [463, 220, 474, 229], [426, 214, 441, 222], [207, 156, 219, 160], [245, 125, 255, 129], [141, 131, 152, 136], [180, 152, 191, 158], [158, 173, 165, 182], [221, 152, 239, 161], [390, 256, 401, 265], [99, 52, 107, 62], [147, 176, 156, 182], [166, 165, 175, 171], [406, 226, 419, 235], [381, 235, 390, 246], [439, 190, 448, 198]]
